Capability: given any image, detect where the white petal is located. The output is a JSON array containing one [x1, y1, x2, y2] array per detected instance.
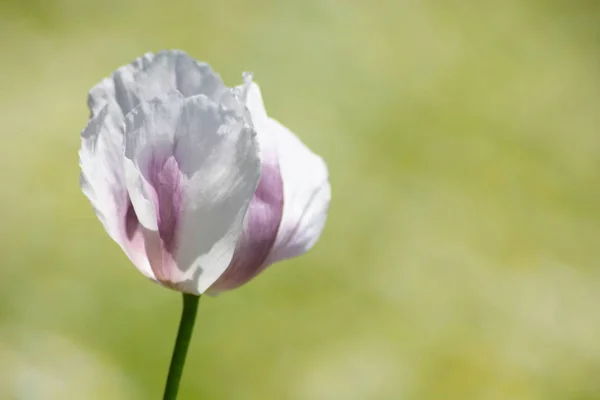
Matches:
[[247, 84, 330, 264], [123, 92, 261, 294], [79, 106, 156, 280], [88, 50, 227, 120], [268, 120, 330, 262], [80, 106, 125, 242]]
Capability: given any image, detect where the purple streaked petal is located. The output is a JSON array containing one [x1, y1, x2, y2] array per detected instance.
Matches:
[[130, 153, 184, 283], [148, 155, 183, 254], [242, 82, 330, 269], [209, 81, 330, 293], [210, 159, 284, 292], [123, 91, 261, 294]]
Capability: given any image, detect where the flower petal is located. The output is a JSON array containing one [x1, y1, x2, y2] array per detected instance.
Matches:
[[209, 145, 284, 292], [268, 119, 330, 263], [87, 50, 227, 121], [210, 82, 330, 292], [80, 106, 126, 242], [209, 82, 284, 292], [123, 92, 261, 294], [79, 106, 156, 280], [250, 88, 331, 265]]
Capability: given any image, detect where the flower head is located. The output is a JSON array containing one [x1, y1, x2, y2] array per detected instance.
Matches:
[[79, 50, 330, 294]]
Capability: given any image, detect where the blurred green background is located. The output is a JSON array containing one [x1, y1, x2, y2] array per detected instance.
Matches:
[[1, 0, 599, 399]]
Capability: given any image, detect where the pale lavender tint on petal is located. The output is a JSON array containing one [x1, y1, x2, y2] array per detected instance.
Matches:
[[123, 103, 188, 285], [140, 154, 185, 283], [210, 160, 284, 292], [122, 149, 189, 287], [147, 155, 183, 254], [125, 200, 143, 248]]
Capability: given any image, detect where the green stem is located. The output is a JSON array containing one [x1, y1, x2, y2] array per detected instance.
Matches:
[[163, 293, 200, 400]]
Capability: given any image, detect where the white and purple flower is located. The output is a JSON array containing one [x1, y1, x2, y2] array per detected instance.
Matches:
[[79, 50, 330, 294]]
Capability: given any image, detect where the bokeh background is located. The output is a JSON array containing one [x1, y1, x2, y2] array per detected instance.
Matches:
[[1, 0, 599, 399]]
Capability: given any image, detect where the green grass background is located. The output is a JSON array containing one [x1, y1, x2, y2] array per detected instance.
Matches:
[[1, 0, 599, 399]]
